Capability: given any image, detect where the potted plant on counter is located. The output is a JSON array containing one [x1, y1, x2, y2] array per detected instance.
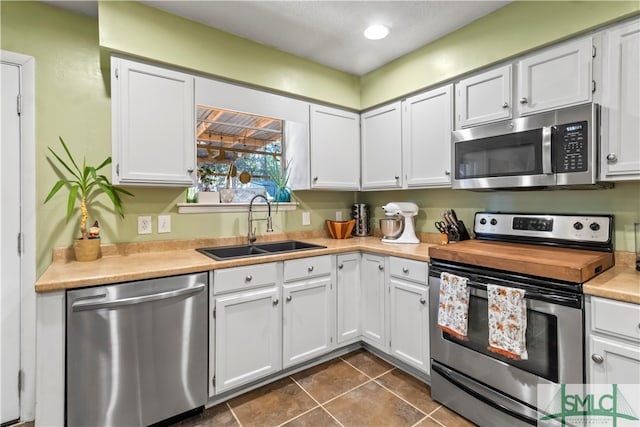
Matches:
[[44, 136, 133, 261]]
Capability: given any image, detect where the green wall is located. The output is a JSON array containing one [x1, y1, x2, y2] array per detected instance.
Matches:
[[360, 1, 640, 108], [1, 1, 638, 278]]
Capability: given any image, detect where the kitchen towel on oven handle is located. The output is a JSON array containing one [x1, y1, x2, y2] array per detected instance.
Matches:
[[487, 284, 528, 360], [437, 272, 470, 340]]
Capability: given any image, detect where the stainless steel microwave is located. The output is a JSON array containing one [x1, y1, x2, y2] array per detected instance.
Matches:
[[452, 103, 600, 190]]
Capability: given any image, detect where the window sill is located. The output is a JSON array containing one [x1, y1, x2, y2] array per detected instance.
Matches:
[[177, 202, 298, 213]]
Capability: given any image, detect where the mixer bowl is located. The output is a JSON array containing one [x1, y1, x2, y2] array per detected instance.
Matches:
[[379, 218, 404, 239]]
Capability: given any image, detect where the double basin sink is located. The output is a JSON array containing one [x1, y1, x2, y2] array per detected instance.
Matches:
[[197, 240, 326, 261]]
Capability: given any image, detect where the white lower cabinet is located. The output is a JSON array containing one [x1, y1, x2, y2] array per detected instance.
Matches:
[[361, 253, 387, 351], [389, 257, 430, 374], [211, 263, 282, 395], [282, 256, 335, 368], [336, 253, 361, 344], [586, 296, 640, 385]]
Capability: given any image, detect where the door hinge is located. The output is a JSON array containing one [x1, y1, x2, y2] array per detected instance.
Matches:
[[17, 93, 22, 116], [389, 340, 392, 348], [213, 308, 216, 319], [18, 369, 23, 392], [115, 67, 119, 79], [212, 376, 216, 387], [592, 45, 596, 58], [17, 232, 22, 255], [116, 163, 120, 176], [330, 337, 333, 343], [592, 80, 596, 94]]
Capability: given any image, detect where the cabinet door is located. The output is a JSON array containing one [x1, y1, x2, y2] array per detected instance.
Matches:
[[360, 253, 387, 351], [361, 102, 402, 190], [601, 19, 640, 180], [282, 276, 334, 368], [517, 38, 592, 116], [455, 65, 512, 128], [310, 104, 360, 190], [389, 278, 429, 373], [336, 253, 361, 344], [403, 85, 453, 187], [589, 335, 640, 385], [214, 286, 281, 394], [111, 57, 195, 186]]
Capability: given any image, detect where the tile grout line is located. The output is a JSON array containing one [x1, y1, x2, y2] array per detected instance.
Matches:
[[225, 401, 243, 427], [287, 375, 346, 427], [371, 375, 435, 418], [339, 355, 397, 381]]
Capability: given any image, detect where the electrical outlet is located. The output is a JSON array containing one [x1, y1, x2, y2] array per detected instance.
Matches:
[[137, 216, 152, 234], [336, 211, 343, 221], [302, 211, 311, 226], [158, 215, 171, 233]]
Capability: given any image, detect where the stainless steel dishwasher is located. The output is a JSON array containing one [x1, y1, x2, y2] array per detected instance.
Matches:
[[66, 273, 208, 427]]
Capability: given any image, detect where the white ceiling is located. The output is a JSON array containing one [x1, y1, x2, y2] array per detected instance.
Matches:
[[43, 0, 511, 76]]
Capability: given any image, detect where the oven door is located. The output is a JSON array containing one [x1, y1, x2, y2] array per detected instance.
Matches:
[[428, 261, 584, 417]]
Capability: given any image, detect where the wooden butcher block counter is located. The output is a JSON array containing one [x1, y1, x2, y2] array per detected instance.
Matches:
[[429, 239, 614, 283]]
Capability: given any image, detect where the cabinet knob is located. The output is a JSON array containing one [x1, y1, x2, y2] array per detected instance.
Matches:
[[313, 176, 318, 182], [308, 265, 314, 272], [245, 275, 253, 282], [286, 295, 292, 302], [591, 354, 604, 364], [444, 170, 451, 175], [606, 153, 618, 163], [502, 102, 509, 108], [338, 263, 344, 269], [402, 267, 409, 273], [419, 298, 426, 304], [272, 298, 279, 305], [395, 176, 400, 180], [519, 97, 528, 104], [378, 264, 384, 271], [187, 168, 194, 173]]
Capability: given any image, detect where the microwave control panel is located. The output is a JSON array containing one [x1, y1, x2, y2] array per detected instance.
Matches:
[[555, 121, 588, 173]]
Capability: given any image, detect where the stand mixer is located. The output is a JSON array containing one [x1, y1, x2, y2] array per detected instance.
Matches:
[[380, 202, 420, 244]]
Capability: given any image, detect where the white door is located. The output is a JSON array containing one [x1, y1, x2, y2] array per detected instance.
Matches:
[[282, 276, 334, 368], [455, 64, 512, 128], [389, 278, 429, 373], [517, 38, 592, 115], [1, 61, 22, 424], [361, 102, 403, 190], [589, 335, 640, 385], [360, 254, 387, 350], [309, 104, 360, 190], [214, 286, 281, 394], [601, 19, 640, 180], [336, 253, 361, 344], [403, 85, 453, 187]]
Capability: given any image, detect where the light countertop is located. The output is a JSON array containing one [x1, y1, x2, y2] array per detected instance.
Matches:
[[36, 234, 639, 305]]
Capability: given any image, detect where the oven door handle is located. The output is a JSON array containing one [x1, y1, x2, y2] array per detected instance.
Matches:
[[432, 363, 538, 425], [466, 281, 580, 307]]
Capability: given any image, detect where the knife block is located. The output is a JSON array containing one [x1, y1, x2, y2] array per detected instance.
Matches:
[[448, 220, 471, 242]]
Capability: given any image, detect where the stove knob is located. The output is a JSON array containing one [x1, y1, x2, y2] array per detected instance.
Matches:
[[573, 222, 583, 230], [479, 218, 487, 225], [490, 218, 498, 226], [590, 222, 601, 231]]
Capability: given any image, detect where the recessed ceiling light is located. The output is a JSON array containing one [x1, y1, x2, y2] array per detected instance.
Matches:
[[363, 24, 390, 40]]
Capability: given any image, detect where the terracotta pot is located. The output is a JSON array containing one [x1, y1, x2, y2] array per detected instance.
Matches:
[[73, 238, 101, 262]]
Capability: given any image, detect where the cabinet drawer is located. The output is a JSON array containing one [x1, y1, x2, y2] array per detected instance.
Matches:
[[284, 255, 332, 282], [389, 257, 428, 283], [591, 297, 640, 342], [213, 263, 279, 295]]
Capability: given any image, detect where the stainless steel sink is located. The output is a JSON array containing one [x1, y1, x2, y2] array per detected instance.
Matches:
[[197, 240, 326, 260]]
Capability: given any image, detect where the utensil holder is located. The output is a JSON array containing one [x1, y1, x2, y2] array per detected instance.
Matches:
[[351, 203, 371, 236]]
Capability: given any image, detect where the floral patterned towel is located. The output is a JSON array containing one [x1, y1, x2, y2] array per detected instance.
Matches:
[[437, 272, 470, 340], [487, 284, 528, 360]]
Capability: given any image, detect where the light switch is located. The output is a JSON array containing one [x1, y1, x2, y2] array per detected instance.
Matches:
[[302, 211, 311, 226], [158, 215, 171, 233]]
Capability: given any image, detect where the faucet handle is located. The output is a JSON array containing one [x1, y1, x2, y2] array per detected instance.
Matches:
[[266, 217, 274, 232]]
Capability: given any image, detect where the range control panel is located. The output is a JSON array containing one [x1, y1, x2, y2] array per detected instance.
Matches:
[[474, 212, 612, 244]]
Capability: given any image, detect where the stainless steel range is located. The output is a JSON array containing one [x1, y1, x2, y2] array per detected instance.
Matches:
[[428, 212, 615, 426]]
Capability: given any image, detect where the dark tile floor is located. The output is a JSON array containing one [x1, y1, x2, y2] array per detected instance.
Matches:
[[174, 349, 476, 427]]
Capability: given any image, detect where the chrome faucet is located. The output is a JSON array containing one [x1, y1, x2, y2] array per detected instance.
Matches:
[[248, 194, 273, 244]]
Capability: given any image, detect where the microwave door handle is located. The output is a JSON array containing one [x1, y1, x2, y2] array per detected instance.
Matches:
[[542, 126, 553, 175]]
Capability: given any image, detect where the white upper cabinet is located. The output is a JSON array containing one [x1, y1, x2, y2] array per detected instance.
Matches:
[[361, 101, 403, 190], [309, 104, 360, 190], [111, 56, 196, 186], [600, 18, 640, 181], [402, 85, 453, 187], [517, 37, 593, 116], [455, 65, 512, 128]]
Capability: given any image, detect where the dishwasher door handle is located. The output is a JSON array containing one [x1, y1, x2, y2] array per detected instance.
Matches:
[[72, 283, 206, 311]]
